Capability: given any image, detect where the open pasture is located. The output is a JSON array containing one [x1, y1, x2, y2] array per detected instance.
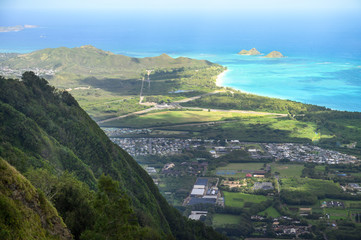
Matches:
[[223, 192, 268, 208], [270, 163, 304, 178], [212, 214, 241, 227]]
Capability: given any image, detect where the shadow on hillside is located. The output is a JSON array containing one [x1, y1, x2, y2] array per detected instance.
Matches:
[[80, 76, 182, 95]]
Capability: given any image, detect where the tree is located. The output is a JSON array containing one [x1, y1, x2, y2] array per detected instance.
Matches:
[[81, 175, 161, 240]]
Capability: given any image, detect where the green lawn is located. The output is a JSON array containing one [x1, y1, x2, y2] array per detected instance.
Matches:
[[103, 110, 265, 128], [324, 208, 349, 220], [271, 163, 304, 178], [217, 163, 265, 171], [281, 178, 341, 196], [212, 214, 241, 227], [223, 191, 268, 208], [259, 207, 281, 218], [215, 163, 265, 177]]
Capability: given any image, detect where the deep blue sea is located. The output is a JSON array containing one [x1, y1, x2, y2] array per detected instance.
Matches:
[[1, 10, 361, 111]]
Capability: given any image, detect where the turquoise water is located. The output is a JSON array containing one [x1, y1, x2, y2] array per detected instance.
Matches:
[[169, 52, 361, 112], [1, 11, 361, 111]]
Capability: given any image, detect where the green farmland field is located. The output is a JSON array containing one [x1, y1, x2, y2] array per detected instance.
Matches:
[[212, 214, 241, 227], [101, 110, 265, 128], [215, 163, 265, 177], [223, 192, 268, 208], [259, 207, 281, 218], [281, 178, 341, 196], [270, 163, 304, 178]]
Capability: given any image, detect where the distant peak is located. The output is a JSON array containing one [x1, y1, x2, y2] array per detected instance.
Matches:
[[78, 45, 114, 55], [159, 53, 173, 58], [80, 45, 97, 49]]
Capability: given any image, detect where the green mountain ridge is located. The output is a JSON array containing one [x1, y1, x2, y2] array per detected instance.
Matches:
[[0, 73, 226, 240], [3, 45, 214, 80]]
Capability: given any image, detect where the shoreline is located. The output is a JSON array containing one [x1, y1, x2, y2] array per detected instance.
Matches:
[[216, 69, 228, 87]]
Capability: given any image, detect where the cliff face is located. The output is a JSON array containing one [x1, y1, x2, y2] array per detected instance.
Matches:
[[0, 158, 73, 240], [238, 48, 261, 55], [264, 51, 284, 58]]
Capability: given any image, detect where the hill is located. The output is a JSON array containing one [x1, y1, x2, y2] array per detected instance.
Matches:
[[0, 158, 72, 240], [0, 73, 226, 240], [0, 46, 225, 121], [2, 45, 215, 81], [238, 48, 261, 55], [264, 51, 284, 58]]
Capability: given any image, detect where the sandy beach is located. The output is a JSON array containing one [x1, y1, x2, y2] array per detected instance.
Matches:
[[216, 69, 228, 87]]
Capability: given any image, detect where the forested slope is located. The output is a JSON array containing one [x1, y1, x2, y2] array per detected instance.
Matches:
[[0, 72, 226, 240], [0, 158, 72, 240]]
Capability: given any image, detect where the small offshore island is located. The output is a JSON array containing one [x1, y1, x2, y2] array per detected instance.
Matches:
[[238, 48, 261, 55], [238, 48, 285, 58], [264, 50, 285, 58]]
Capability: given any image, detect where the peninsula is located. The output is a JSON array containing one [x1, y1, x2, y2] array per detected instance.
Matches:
[[264, 51, 284, 58], [238, 48, 261, 55]]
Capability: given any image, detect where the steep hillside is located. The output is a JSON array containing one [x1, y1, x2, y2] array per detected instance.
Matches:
[[0, 158, 72, 240], [0, 73, 226, 240]]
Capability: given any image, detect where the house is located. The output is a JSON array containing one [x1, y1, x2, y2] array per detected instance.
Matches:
[[195, 178, 208, 187], [191, 188, 205, 197], [145, 167, 157, 174], [299, 208, 312, 216], [188, 211, 208, 220], [253, 170, 266, 178]]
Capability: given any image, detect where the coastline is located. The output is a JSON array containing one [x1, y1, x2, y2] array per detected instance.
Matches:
[[216, 69, 228, 87]]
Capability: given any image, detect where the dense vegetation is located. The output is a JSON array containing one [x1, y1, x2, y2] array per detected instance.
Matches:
[[0, 73, 226, 240], [1, 45, 225, 121], [3, 46, 216, 80], [0, 158, 72, 240], [181, 91, 327, 114], [181, 90, 361, 157]]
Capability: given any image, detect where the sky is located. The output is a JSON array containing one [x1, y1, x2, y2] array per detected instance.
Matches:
[[2, 0, 361, 14], [1, 0, 361, 55]]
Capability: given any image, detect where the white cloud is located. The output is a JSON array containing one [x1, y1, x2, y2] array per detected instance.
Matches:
[[0, 24, 39, 32]]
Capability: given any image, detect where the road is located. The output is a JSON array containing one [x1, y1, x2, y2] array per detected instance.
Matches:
[[97, 90, 287, 124], [97, 90, 223, 124]]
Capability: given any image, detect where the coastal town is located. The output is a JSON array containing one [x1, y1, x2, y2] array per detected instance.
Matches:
[[104, 128, 359, 165], [0, 66, 56, 77]]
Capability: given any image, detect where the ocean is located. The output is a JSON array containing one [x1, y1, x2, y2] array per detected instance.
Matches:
[[1, 10, 361, 111]]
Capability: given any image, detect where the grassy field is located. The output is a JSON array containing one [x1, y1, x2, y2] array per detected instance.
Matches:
[[215, 163, 265, 177], [281, 178, 341, 196], [157, 176, 196, 206], [270, 163, 304, 178], [217, 163, 266, 171], [324, 208, 349, 220], [72, 89, 149, 121], [102, 110, 267, 128], [259, 207, 281, 218], [108, 110, 334, 142], [212, 214, 241, 227], [223, 191, 268, 208]]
